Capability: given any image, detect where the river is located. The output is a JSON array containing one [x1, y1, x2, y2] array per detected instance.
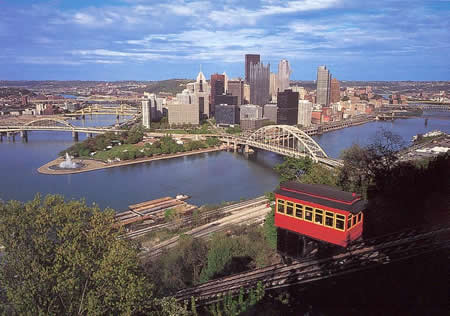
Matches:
[[0, 111, 448, 211]]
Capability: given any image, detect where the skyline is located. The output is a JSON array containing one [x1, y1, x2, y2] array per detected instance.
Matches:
[[1, 0, 449, 81]]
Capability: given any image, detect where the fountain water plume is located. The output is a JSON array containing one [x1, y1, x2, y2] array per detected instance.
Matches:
[[59, 153, 79, 169]]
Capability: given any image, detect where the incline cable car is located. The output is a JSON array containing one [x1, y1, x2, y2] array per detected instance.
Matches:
[[274, 182, 366, 257]]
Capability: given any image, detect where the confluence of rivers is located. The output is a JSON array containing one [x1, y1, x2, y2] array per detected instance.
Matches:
[[0, 112, 448, 211]]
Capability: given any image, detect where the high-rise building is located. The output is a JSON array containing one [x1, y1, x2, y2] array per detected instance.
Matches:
[[167, 102, 200, 126], [222, 72, 229, 93], [290, 86, 307, 100], [240, 104, 263, 120], [243, 83, 250, 104], [297, 100, 313, 127], [187, 71, 211, 118], [277, 60, 292, 93], [215, 94, 238, 106], [245, 54, 260, 83], [316, 65, 331, 106], [263, 103, 278, 123], [142, 99, 151, 128], [210, 73, 225, 115], [249, 62, 270, 106], [277, 89, 299, 125], [215, 104, 240, 125], [330, 78, 340, 103], [228, 79, 245, 105], [143, 92, 164, 121], [270, 72, 278, 100]]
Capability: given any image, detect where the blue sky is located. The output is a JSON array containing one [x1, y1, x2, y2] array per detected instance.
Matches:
[[0, 0, 449, 81]]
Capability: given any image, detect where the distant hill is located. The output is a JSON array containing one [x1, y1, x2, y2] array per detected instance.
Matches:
[[131, 79, 193, 95], [0, 87, 34, 97]]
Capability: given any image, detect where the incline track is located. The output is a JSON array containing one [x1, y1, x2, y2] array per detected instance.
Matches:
[[175, 224, 449, 305]]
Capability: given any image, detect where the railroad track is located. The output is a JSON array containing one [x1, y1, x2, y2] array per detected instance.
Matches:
[[175, 224, 450, 305], [141, 202, 271, 260], [124, 196, 268, 239]]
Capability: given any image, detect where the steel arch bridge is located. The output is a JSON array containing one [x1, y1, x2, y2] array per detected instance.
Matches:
[[0, 118, 122, 134], [24, 118, 76, 129], [223, 125, 343, 168]]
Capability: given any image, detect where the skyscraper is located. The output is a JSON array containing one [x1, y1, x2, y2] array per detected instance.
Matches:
[[142, 99, 151, 128], [270, 72, 278, 100], [277, 89, 299, 125], [228, 79, 244, 105], [245, 54, 260, 83], [316, 65, 331, 106], [330, 78, 340, 103], [297, 100, 313, 127], [277, 59, 292, 93], [249, 62, 270, 106], [210, 73, 225, 115]]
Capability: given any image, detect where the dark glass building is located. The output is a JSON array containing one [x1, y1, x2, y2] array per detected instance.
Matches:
[[210, 74, 225, 115], [215, 94, 238, 106], [215, 104, 240, 125], [277, 89, 299, 125]]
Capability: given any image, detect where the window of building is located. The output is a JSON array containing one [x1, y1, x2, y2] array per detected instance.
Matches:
[[336, 214, 345, 231], [358, 213, 362, 222], [295, 204, 303, 219], [305, 207, 313, 221], [277, 199, 285, 214], [286, 201, 294, 216], [314, 209, 323, 225]]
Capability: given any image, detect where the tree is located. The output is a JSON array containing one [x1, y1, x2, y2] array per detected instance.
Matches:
[[274, 157, 313, 183], [0, 195, 172, 315], [263, 207, 277, 249], [338, 129, 405, 198]]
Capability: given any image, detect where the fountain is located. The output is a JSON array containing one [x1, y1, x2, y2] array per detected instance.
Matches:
[[58, 153, 79, 169]]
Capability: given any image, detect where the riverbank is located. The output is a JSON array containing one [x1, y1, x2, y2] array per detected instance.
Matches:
[[38, 146, 224, 175]]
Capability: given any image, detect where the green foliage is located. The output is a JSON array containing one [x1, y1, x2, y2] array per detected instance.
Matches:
[[301, 163, 338, 186], [200, 227, 276, 283], [264, 191, 275, 202], [263, 207, 277, 249], [145, 235, 209, 296], [206, 137, 221, 147], [0, 195, 168, 315], [274, 156, 313, 183], [338, 129, 405, 198], [225, 126, 242, 134], [206, 282, 265, 316], [164, 208, 177, 222]]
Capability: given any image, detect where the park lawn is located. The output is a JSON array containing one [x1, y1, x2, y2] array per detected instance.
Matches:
[[92, 144, 140, 161]]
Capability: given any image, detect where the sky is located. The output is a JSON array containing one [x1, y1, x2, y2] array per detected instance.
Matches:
[[0, 0, 449, 81]]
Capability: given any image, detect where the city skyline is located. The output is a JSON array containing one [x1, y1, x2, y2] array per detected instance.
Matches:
[[1, 0, 449, 81]]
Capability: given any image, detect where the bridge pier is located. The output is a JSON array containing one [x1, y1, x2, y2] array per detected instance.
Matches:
[[7, 132, 16, 142], [0, 132, 3, 142], [72, 131, 79, 141], [233, 142, 237, 152], [244, 144, 250, 153], [20, 130, 28, 142], [88, 133, 93, 138]]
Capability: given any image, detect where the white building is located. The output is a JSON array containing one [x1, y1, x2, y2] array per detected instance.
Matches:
[[240, 104, 263, 120], [277, 59, 292, 93], [142, 99, 151, 128], [298, 100, 313, 127]]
